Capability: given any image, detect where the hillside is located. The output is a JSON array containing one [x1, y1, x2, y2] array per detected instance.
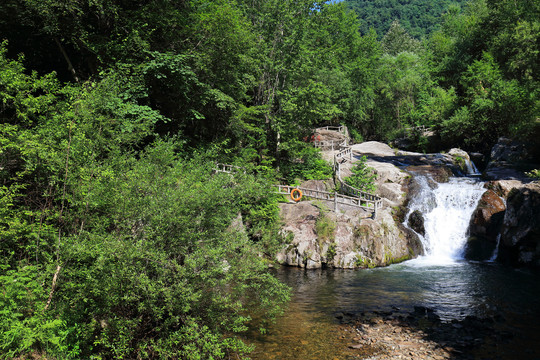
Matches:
[[345, 0, 467, 38]]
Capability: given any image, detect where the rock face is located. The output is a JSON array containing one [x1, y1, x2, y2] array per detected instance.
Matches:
[[497, 183, 540, 267], [465, 190, 506, 260], [275, 140, 490, 269], [469, 190, 506, 240], [485, 180, 525, 198], [407, 210, 425, 236], [276, 180, 423, 269], [406, 165, 452, 183], [484, 137, 537, 180]]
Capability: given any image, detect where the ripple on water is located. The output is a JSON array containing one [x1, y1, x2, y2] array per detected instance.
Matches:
[[248, 301, 358, 360], [247, 264, 540, 359]]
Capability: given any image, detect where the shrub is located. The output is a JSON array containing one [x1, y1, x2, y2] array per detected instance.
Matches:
[[344, 156, 377, 193]]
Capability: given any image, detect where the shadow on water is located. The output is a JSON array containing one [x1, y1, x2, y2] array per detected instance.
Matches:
[[248, 262, 540, 360]]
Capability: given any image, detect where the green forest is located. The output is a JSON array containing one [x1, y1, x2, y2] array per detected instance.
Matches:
[[344, 0, 468, 38], [0, 0, 538, 358]]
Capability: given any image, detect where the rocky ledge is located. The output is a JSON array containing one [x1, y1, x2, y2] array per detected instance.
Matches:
[[466, 179, 540, 266], [276, 198, 421, 269], [276, 141, 473, 269]]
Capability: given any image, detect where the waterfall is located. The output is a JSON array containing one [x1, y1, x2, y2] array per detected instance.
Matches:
[[488, 234, 502, 262], [464, 158, 481, 176], [406, 176, 485, 265]]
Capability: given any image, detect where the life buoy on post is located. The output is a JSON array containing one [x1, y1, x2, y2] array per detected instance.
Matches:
[[290, 188, 303, 202]]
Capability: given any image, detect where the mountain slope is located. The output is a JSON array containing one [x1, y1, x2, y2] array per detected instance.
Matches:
[[345, 0, 467, 38]]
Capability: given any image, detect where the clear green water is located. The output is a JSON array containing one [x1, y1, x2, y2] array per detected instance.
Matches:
[[249, 261, 540, 359]]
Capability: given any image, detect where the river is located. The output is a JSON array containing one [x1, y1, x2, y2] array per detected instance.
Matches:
[[248, 176, 540, 359]]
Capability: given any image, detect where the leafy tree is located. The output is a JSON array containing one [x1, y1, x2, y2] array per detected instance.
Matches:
[[428, 0, 539, 150], [345, 0, 468, 39], [381, 20, 422, 55], [369, 51, 433, 138], [1, 43, 290, 359], [344, 155, 377, 193]]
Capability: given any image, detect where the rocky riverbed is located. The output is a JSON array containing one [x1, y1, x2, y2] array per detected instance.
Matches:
[[337, 307, 532, 360]]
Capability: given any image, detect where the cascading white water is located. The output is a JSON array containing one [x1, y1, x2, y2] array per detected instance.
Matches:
[[464, 158, 481, 176], [406, 176, 485, 265]]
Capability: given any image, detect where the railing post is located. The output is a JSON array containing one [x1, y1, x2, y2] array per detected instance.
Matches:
[[334, 193, 338, 211]]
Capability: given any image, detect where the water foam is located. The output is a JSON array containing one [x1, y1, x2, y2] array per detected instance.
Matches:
[[406, 176, 485, 265]]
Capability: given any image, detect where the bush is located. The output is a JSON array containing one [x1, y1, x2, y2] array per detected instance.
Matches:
[[279, 142, 333, 183], [315, 213, 336, 245], [344, 156, 377, 193]]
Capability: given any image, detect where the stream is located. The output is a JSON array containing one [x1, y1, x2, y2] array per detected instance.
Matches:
[[248, 176, 540, 359]]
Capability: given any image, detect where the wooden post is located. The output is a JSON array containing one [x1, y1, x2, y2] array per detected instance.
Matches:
[[373, 201, 380, 220], [334, 193, 338, 211]]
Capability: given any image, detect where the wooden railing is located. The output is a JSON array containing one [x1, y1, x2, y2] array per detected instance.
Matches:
[[312, 139, 348, 151], [214, 163, 246, 174], [404, 125, 433, 133], [315, 125, 346, 134], [333, 146, 383, 216], [214, 124, 384, 218], [335, 146, 352, 163], [274, 185, 378, 212]]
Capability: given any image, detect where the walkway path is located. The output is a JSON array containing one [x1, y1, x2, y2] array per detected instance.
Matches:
[[215, 125, 384, 217]]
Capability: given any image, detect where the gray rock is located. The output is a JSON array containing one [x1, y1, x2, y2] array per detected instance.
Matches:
[[484, 137, 537, 181], [465, 190, 506, 261], [408, 210, 425, 236], [498, 183, 540, 267]]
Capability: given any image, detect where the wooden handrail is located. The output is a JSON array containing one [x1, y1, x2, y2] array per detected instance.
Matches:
[[214, 163, 246, 174], [315, 125, 346, 134], [274, 185, 380, 212], [332, 142, 384, 215], [215, 124, 385, 217]]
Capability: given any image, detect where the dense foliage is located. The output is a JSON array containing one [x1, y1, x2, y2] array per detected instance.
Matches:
[[345, 0, 468, 39], [1, 0, 538, 358], [348, 0, 539, 153]]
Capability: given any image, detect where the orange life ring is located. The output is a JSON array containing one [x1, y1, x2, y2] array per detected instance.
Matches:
[[290, 188, 303, 202]]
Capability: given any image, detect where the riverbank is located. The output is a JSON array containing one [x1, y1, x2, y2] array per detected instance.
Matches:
[[338, 306, 531, 360]]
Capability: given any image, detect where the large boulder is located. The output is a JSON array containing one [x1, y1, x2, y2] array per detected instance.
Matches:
[[469, 190, 506, 240], [276, 202, 321, 268], [447, 148, 477, 175], [484, 137, 537, 180], [465, 190, 506, 260], [497, 184, 540, 267], [276, 201, 422, 269], [485, 180, 525, 198]]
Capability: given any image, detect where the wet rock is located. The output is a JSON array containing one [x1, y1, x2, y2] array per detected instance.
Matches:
[[406, 165, 452, 183], [407, 210, 425, 236], [484, 137, 537, 180], [339, 308, 504, 360], [469, 190, 506, 234], [485, 179, 524, 198], [447, 148, 472, 174], [498, 183, 540, 267]]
